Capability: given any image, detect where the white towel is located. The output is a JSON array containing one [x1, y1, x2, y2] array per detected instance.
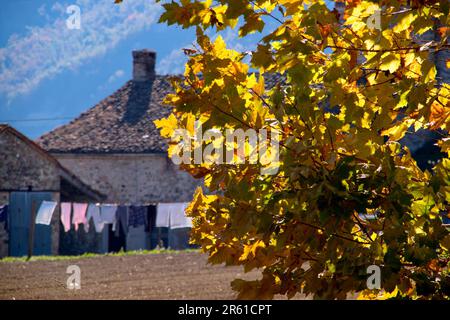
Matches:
[[156, 203, 171, 228], [100, 205, 118, 231], [86, 204, 104, 233], [169, 203, 192, 229], [156, 203, 192, 229], [35, 201, 57, 225]]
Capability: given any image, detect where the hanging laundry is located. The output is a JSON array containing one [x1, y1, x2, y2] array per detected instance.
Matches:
[[35, 201, 57, 225], [60, 202, 72, 232], [169, 203, 192, 229], [0, 205, 8, 231], [86, 204, 104, 233], [146, 205, 157, 233], [156, 203, 171, 228], [72, 203, 88, 231], [115, 206, 128, 236], [101, 204, 118, 231], [128, 206, 147, 228]]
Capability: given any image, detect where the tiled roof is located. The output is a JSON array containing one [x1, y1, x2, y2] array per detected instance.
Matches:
[[36, 74, 284, 154], [37, 77, 174, 154]]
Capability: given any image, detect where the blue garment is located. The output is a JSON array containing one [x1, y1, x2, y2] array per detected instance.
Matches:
[[128, 206, 147, 228], [115, 206, 129, 236], [146, 205, 156, 232], [0, 205, 8, 230]]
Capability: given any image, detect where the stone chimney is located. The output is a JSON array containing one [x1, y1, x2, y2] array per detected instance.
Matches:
[[132, 49, 156, 82]]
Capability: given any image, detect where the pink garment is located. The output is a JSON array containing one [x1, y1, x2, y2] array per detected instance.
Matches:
[[60, 202, 72, 232], [72, 203, 88, 231]]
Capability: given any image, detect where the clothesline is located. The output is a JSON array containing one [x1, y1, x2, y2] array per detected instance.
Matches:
[[70, 202, 188, 206], [31, 201, 193, 234]]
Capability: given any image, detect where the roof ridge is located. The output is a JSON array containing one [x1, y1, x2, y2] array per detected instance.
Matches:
[[36, 76, 173, 154]]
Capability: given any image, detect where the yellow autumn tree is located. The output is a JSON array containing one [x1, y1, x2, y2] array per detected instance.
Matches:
[[148, 0, 449, 299]]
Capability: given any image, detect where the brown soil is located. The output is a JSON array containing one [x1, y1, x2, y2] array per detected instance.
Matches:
[[0, 252, 267, 300]]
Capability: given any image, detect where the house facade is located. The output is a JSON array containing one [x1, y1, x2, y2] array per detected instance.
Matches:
[[37, 50, 201, 205], [36, 51, 202, 252]]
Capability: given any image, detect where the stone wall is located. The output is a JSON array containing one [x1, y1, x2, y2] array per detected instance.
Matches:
[[0, 131, 60, 191], [0, 193, 8, 205], [54, 153, 202, 204]]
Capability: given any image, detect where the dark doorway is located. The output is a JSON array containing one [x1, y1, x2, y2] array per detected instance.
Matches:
[[108, 223, 126, 253]]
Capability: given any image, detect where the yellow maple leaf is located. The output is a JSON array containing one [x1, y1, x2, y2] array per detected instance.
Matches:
[[239, 240, 266, 261], [429, 100, 450, 130], [381, 119, 414, 141], [153, 113, 179, 138], [380, 53, 401, 74]]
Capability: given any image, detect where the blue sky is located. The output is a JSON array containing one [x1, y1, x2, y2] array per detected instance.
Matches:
[[0, 0, 334, 139]]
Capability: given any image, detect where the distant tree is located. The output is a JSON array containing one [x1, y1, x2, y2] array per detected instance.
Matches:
[[151, 0, 450, 299]]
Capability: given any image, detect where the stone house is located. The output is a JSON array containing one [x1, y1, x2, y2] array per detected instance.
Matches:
[[0, 124, 104, 257], [37, 50, 200, 205], [36, 50, 203, 251]]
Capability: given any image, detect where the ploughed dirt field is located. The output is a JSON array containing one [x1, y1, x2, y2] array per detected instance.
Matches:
[[0, 251, 272, 300]]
